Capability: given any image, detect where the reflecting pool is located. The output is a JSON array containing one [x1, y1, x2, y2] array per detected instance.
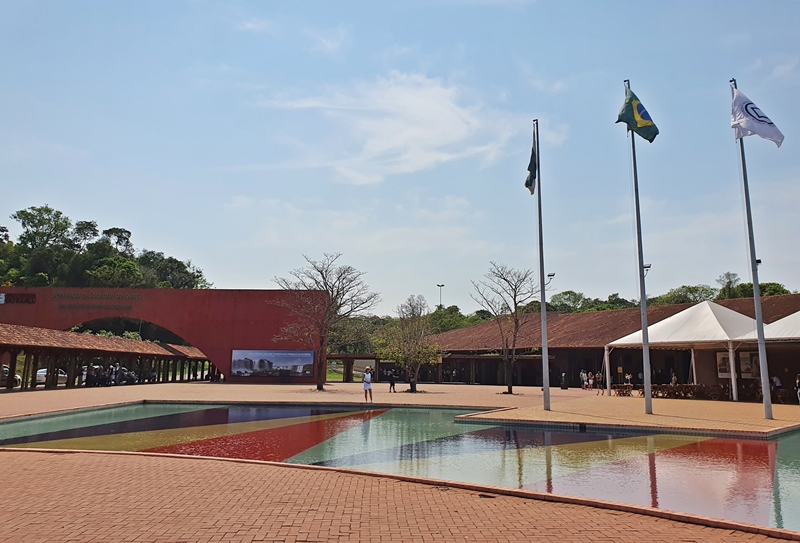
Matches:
[[1, 404, 798, 531]]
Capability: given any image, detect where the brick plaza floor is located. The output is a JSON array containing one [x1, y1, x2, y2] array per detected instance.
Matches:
[[1, 382, 799, 542]]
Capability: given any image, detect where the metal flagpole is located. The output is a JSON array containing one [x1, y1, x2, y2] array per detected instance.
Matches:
[[730, 78, 773, 420], [535, 119, 552, 411], [625, 80, 654, 415]]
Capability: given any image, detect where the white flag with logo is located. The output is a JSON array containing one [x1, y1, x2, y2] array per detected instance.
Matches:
[[731, 88, 784, 147]]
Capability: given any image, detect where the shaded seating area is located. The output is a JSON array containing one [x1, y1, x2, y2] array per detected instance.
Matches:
[[0, 322, 211, 391]]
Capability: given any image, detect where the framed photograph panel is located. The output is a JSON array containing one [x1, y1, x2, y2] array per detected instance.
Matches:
[[231, 350, 314, 377]]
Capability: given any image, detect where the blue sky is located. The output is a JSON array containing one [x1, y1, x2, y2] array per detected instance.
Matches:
[[2, 0, 799, 316]]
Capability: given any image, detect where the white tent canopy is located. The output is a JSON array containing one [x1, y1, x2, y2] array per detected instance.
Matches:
[[608, 301, 757, 348], [736, 309, 800, 341]]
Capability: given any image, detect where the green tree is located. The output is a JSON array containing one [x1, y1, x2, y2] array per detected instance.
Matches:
[[87, 257, 146, 287], [25, 246, 72, 286], [11, 205, 74, 252], [73, 220, 99, 250], [429, 305, 474, 333], [101, 227, 134, 256], [327, 315, 386, 355], [374, 295, 439, 393], [137, 250, 210, 289], [650, 285, 717, 306], [715, 272, 741, 300], [594, 293, 637, 310], [549, 290, 590, 313], [733, 281, 791, 298], [273, 253, 381, 391], [472, 309, 493, 321], [0, 226, 18, 284]]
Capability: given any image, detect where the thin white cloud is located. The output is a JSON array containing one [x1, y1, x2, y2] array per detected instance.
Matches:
[[303, 24, 350, 55], [237, 19, 274, 33], [530, 78, 568, 94], [771, 56, 799, 80], [519, 63, 569, 94], [224, 195, 256, 210], [260, 71, 549, 184]]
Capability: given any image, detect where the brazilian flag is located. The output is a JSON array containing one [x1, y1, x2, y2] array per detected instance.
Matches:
[[616, 87, 659, 143]]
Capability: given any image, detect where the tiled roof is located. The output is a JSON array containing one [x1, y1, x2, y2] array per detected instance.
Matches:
[[163, 343, 207, 359], [434, 293, 800, 352], [0, 322, 205, 358]]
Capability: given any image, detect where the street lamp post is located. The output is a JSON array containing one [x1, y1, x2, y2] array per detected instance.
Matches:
[[436, 284, 445, 309]]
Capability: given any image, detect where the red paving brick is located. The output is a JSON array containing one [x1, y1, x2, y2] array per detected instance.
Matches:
[[1, 383, 799, 542], [1, 450, 797, 543]]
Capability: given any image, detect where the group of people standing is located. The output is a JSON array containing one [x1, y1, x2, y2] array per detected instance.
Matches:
[[579, 369, 601, 391], [362, 366, 399, 402]]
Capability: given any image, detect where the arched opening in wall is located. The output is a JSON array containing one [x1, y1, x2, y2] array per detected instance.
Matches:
[[70, 317, 188, 345], [64, 317, 217, 386]]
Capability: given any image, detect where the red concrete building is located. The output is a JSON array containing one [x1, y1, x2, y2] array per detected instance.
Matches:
[[0, 287, 324, 384]]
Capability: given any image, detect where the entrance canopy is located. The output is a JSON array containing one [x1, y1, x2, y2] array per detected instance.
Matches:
[[608, 301, 757, 349]]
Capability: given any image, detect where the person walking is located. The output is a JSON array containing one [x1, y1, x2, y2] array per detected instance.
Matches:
[[388, 369, 396, 393], [363, 366, 373, 403]]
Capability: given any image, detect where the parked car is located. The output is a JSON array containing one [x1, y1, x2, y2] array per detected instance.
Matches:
[[35, 368, 68, 386], [1, 364, 22, 388]]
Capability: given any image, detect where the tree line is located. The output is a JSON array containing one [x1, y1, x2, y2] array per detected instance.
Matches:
[[0, 205, 210, 289]]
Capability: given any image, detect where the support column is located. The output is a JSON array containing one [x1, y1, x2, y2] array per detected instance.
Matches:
[[344, 358, 354, 383], [21, 350, 31, 388], [4, 349, 20, 390], [729, 341, 739, 402], [65, 353, 76, 388], [46, 352, 57, 388]]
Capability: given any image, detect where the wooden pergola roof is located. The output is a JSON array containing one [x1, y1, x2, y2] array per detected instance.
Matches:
[[0, 322, 207, 360]]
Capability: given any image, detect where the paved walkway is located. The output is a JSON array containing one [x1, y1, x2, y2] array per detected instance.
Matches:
[[2, 382, 800, 542]]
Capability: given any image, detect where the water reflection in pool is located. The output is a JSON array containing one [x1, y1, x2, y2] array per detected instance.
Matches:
[[1, 404, 797, 531]]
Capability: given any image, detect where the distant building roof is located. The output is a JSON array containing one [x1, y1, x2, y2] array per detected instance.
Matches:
[[434, 294, 800, 353]]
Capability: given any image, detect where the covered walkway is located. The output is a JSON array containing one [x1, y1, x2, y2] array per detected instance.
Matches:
[[0, 322, 212, 391]]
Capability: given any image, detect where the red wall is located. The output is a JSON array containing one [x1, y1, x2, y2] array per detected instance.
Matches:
[[0, 287, 324, 384]]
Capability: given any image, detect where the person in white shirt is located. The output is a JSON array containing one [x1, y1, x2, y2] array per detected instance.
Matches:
[[363, 366, 373, 403]]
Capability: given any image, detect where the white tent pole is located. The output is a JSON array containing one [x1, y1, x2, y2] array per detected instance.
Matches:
[[728, 340, 738, 401], [690, 349, 697, 385], [604, 345, 612, 396]]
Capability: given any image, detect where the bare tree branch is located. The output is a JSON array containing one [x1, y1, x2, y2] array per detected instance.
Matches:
[[470, 262, 538, 394], [273, 253, 381, 390]]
